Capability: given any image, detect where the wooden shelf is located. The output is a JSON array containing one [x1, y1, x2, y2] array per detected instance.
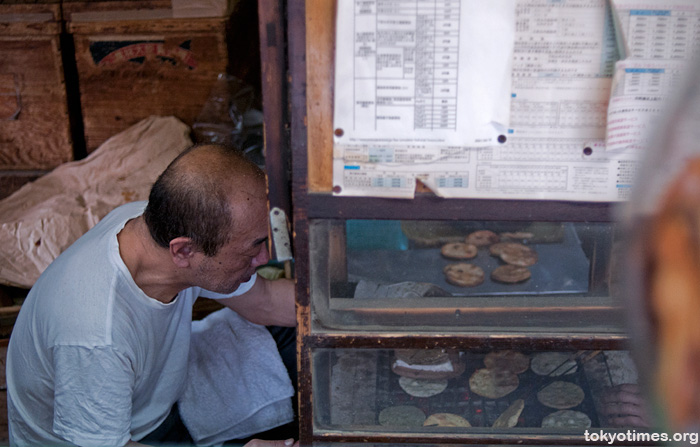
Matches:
[[305, 193, 616, 222]]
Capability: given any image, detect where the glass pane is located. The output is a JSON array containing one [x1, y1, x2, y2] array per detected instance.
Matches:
[[312, 348, 650, 437], [310, 220, 624, 333]]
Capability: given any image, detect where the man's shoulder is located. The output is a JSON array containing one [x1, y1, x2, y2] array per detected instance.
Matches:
[[57, 201, 147, 262], [29, 204, 146, 306], [100, 201, 147, 226]]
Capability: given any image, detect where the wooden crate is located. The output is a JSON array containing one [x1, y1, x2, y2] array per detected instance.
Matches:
[[0, 171, 41, 200], [0, 2, 73, 170], [65, 2, 235, 152]]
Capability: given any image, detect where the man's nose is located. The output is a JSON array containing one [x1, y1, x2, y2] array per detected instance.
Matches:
[[251, 243, 270, 268]]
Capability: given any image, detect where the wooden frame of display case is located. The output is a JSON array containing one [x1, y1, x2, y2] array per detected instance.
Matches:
[[281, 1, 635, 445]]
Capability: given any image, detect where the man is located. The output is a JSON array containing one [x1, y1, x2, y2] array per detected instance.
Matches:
[[6, 144, 297, 446]]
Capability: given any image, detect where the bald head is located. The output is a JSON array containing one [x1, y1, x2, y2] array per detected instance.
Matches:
[[143, 144, 266, 256], [172, 144, 265, 193]]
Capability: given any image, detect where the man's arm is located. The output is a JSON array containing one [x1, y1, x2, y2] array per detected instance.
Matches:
[[218, 277, 296, 327], [51, 345, 135, 446]]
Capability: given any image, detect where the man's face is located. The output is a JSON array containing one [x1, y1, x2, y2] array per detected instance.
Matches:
[[196, 196, 270, 294]]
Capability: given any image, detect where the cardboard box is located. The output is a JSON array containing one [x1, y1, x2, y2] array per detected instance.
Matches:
[[65, 1, 235, 151], [0, 2, 73, 169]]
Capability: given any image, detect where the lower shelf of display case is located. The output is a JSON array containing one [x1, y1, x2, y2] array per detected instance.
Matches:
[[303, 349, 655, 446]]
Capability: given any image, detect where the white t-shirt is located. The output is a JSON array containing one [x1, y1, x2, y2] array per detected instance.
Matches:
[[6, 201, 256, 447]]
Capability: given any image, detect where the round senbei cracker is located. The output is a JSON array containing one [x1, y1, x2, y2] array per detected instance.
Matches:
[[531, 352, 578, 376], [537, 381, 585, 409], [395, 348, 450, 366], [468, 367, 519, 399], [423, 413, 472, 427], [440, 242, 478, 259], [496, 243, 538, 267], [491, 265, 531, 284], [398, 376, 448, 398], [443, 263, 485, 287], [501, 251, 538, 267], [378, 405, 426, 427], [465, 230, 500, 247], [483, 350, 530, 374], [541, 410, 591, 428], [392, 349, 466, 380], [489, 242, 525, 256]]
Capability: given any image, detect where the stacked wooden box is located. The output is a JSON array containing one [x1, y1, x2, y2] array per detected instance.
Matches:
[[64, 0, 237, 152], [0, 1, 73, 198], [0, 0, 244, 196]]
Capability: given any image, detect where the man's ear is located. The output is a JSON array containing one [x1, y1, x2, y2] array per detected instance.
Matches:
[[170, 237, 197, 268]]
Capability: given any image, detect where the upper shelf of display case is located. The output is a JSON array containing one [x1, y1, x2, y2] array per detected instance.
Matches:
[[306, 218, 627, 342]]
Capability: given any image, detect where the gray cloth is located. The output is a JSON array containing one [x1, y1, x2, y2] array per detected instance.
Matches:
[[178, 308, 294, 446]]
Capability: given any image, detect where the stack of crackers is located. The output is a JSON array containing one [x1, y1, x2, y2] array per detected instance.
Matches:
[[378, 349, 593, 430], [441, 230, 538, 287]]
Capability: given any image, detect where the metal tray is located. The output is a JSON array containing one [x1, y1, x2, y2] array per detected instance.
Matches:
[[347, 223, 590, 296], [374, 351, 601, 429]]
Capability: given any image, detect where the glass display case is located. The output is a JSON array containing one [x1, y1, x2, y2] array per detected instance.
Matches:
[[298, 216, 641, 445], [281, 1, 650, 445], [309, 219, 623, 334]]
